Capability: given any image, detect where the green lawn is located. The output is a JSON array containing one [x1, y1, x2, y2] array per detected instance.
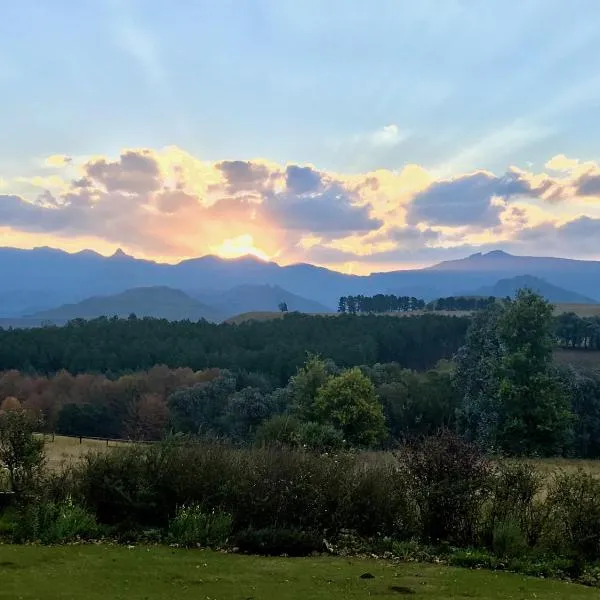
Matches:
[[0, 545, 596, 600]]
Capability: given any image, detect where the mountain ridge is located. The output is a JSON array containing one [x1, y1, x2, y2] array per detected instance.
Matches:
[[3, 245, 600, 312]]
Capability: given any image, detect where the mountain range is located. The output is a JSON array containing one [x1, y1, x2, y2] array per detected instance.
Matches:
[[1, 246, 600, 324]]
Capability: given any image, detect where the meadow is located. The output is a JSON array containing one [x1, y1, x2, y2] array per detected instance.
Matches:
[[0, 545, 597, 600]]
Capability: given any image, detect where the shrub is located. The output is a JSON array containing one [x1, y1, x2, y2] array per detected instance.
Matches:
[[492, 518, 529, 558], [483, 461, 544, 551], [254, 415, 302, 448], [544, 470, 600, 564], [400, 430, 492, 545], [297, 422, 344, 453], [0, 409, 45, 500], [334, 459, 417, 538], [13, 496, 99, 544], [168, 504, 232, 548]]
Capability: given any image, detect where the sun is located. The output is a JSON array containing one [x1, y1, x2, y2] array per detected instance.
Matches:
[[211, 234, 270, 261]]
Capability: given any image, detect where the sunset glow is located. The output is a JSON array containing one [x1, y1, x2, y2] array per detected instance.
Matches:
[[211, 235, 271, 262]]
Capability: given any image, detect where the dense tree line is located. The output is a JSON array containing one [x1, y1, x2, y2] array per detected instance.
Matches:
[[555, 312, 600, 349], [337, 294, 426, 313], [0, 313, 469, 382], [426, 296, 498, 311]]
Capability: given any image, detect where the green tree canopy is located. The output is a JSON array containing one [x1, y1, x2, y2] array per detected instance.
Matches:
[[315, 367, 386, 447]]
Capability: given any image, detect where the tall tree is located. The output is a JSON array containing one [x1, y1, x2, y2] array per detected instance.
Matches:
[[315, 367, 386, 447], [496, 290, 573, 456]]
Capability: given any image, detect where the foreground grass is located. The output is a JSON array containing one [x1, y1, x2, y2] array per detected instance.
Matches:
[[0, 545, 596, 600]]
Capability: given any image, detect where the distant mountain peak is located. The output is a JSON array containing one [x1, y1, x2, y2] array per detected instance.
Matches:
[[111, 248, 131, 259], [484, 249, 512, 258]]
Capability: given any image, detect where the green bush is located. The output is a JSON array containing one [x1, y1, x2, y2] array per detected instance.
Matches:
[[483, 462, 545, 548], [544, 470, 600, 564], [168, 504, 232, 548], [297, 422, 345, 453], [14, 496, 99, 544], [492, 518, 528, 558]]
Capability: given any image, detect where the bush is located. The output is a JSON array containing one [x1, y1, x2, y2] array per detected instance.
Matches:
[[492, 518, 529, 558], [234, 527, 323, 556], [400, 430, 492, 545], [13, 496, 99, 543], [334, 459, 417, 538], [483, 461, 544, 551], [168, 504, 232, 548], [544, 470, 600, 564], [297, 422, 344, 453], [254, 415, 302, 448]]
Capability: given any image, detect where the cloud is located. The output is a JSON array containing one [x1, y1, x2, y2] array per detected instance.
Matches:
[[576, 173, 600, 196], [215, 160, 273, 194], [264, 182, 382, 235], [285, 165, 323, 194], [85, 150, 161, 194], [3, 146, 600, 271], [44, 155, 72, 168], [407, 171, 531, 227]]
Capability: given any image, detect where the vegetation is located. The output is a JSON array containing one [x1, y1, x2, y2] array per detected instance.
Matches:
[[0, 312, 469, 380], [3, 287, 600, 593], [338, 294, 426, 313]]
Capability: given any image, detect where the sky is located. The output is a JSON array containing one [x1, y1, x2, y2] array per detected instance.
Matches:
[[2, 0, 600, 274]]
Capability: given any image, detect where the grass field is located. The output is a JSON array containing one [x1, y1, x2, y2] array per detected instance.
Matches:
[[0, 545, 596, 600], [42, 435, 127, 470], [554, 303, 600, 317], [42, 435, 600, 483]]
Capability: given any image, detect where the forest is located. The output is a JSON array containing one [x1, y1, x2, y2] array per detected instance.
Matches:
[[1, 290, 600, 457]]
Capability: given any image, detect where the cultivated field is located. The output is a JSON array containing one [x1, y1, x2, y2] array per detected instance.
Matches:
[[0, 545, 596, 600]]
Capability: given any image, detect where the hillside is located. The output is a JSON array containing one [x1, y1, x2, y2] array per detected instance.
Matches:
[[29, 286, 224, 323], [465, 275, 599, 304], [190, 284, 333, 317]]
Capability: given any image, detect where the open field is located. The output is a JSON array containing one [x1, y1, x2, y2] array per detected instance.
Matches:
[[41, 435, 127, 470], [554, 303, 600, 317], [42, 435, 600, 482], [0, 545, 596, 600]]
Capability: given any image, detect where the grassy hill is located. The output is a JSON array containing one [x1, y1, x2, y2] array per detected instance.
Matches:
[[30, 286, 224, 323], [190, 284, 332, 318]]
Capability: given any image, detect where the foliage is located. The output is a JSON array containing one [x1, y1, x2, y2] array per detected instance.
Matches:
[[168, 504, 232, 548], [455, 290, 574, 456], [296, 421, 345, 452], [254, 415, 302, 448], [13, 495, 99, 543], [0, 312, 470, 382], [496, 290, 573, 456], [0, 409, 45, 499], [400, 430, 492, 545], [338, 294, 425, 314], [315, 367, 386, 447]]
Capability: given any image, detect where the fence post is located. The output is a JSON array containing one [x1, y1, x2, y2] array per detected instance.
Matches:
[[79, 436, 82, 444]]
